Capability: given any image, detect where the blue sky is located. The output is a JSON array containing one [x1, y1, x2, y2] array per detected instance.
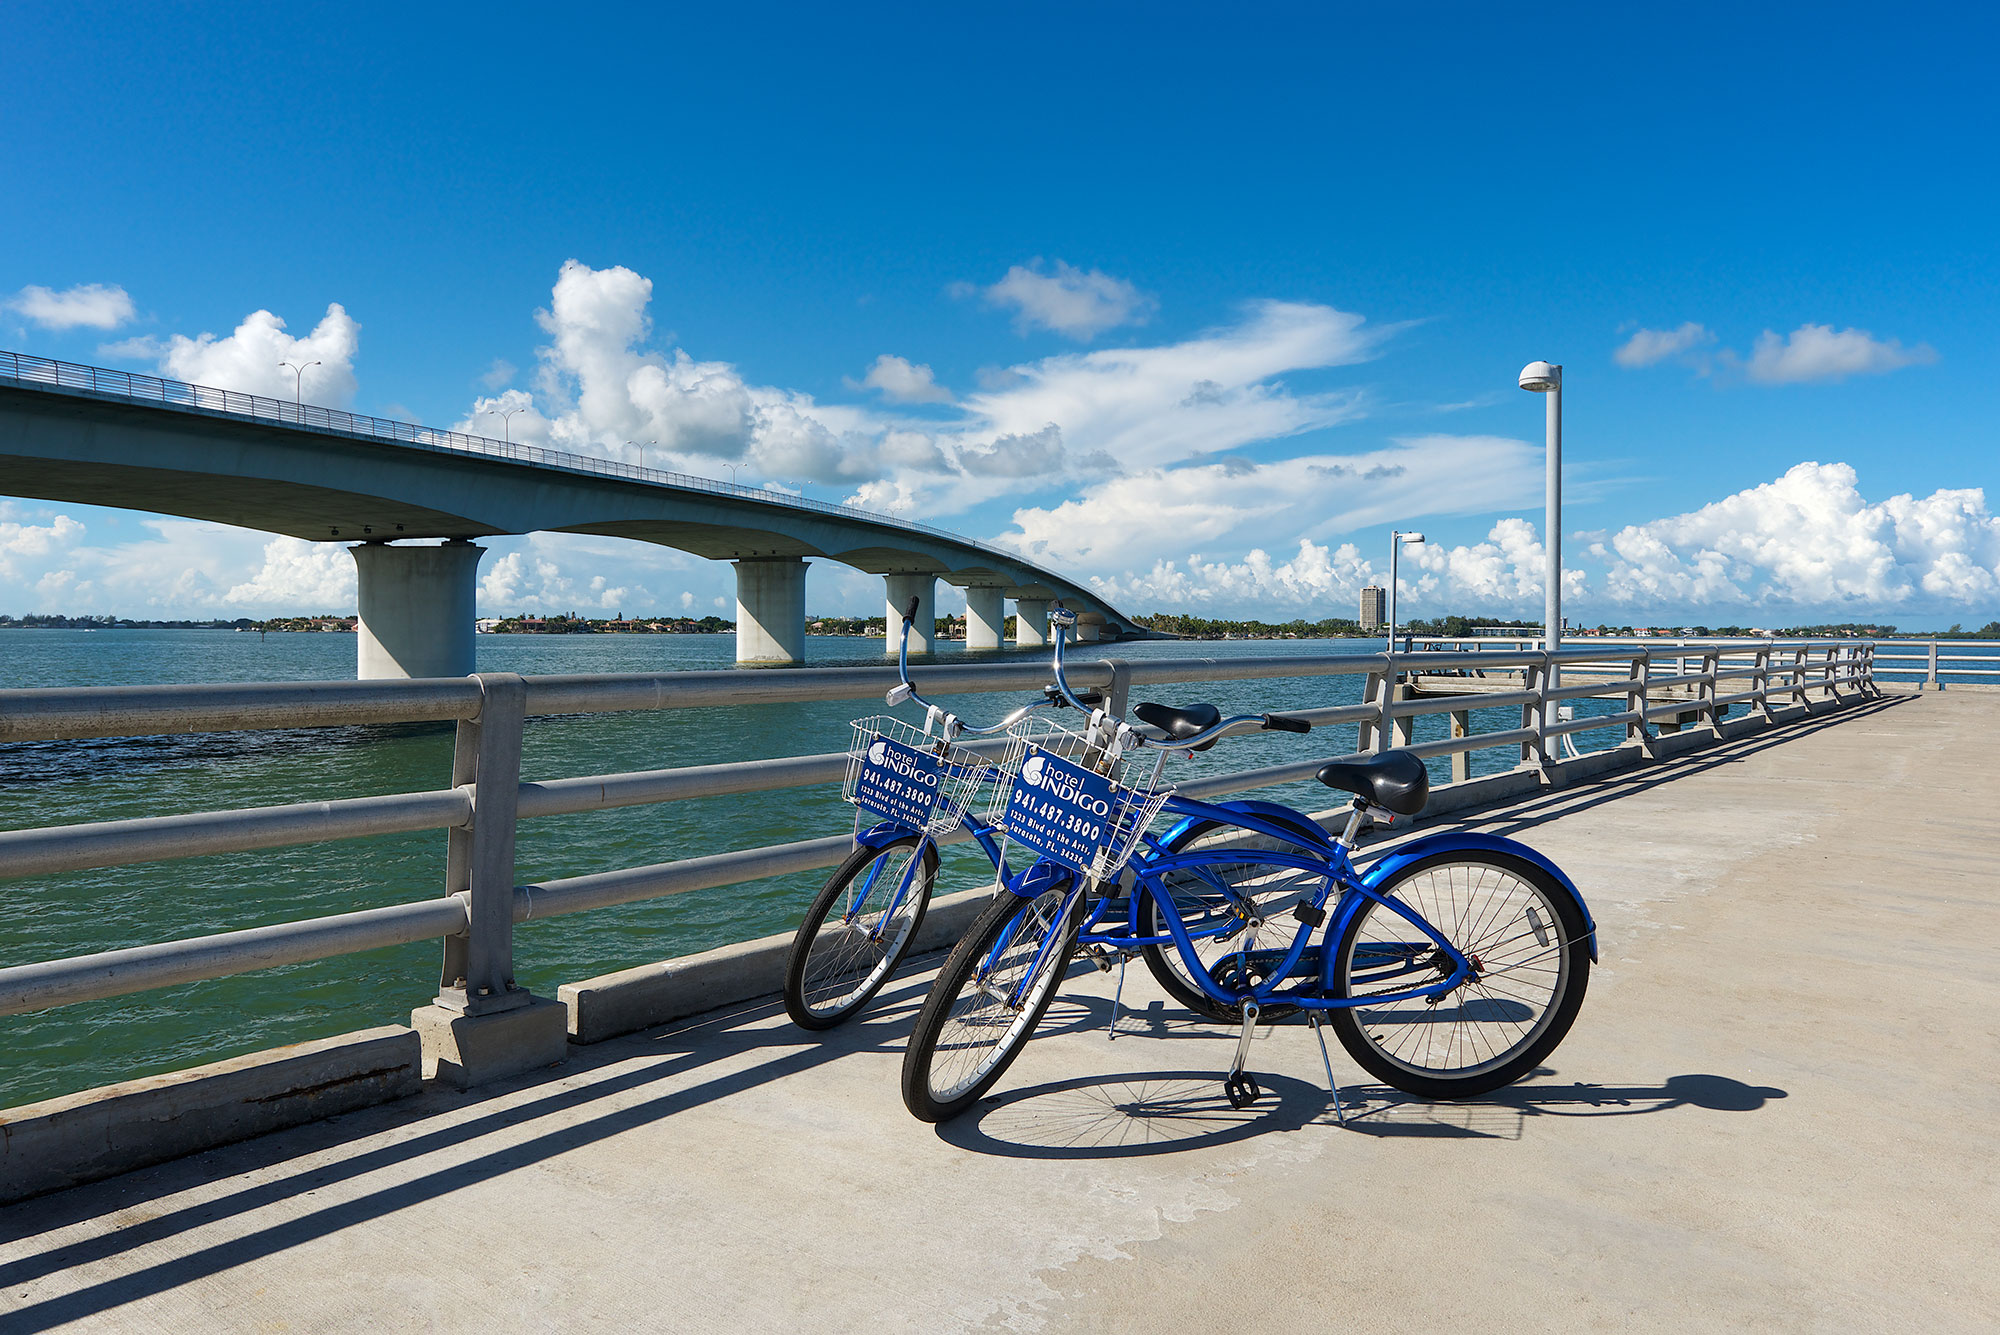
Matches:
[[3, 3, 1995, 628]]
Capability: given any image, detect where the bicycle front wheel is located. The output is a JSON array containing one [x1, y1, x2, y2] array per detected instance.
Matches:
[[1328, 851, 1591, 1099], [901, 878, 1081, 1122], [783, 836, 938, 1030]]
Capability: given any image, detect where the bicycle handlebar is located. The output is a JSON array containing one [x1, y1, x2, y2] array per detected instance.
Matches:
[[886, 593, 1067, 738], [1045, 601, 1313, 751]]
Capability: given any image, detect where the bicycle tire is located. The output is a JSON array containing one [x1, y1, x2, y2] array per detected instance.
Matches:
[[783, 835, 939, 1030], [1137, 814, 1331, 1022], [901, 877, 1082, 1122], [1327, 850, 1591, 1098]]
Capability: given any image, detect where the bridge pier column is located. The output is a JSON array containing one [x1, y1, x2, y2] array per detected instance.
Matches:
[[1076, 620, 1103, 644], [885, 574, 936, 656], [963, 586, 1006, 651], [734, 558, 807, 666], [351, 541, 483, 680], [1013, 599, 1050, 648]]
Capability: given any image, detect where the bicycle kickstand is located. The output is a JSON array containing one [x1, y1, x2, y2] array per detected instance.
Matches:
[[1107, 955, 1127, 1041], [1306, 1012, 1346, 1127], [1222, 1000, 1262, 1110]]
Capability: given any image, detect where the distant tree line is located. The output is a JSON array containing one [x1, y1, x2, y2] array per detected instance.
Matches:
[[1135, 613, 1368, 639], [0, 613, 261, 630]]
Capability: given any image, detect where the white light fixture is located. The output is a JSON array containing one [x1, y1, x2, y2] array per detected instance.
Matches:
[[1519, 361, 1563, 681], [1385, 530, 1426, 651]]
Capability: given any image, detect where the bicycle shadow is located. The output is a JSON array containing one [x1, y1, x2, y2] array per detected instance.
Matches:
[[937, 1070, 1787, 1157]]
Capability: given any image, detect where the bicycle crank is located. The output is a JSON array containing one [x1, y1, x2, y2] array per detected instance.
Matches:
[[1222, 1000, 1263, 1109]]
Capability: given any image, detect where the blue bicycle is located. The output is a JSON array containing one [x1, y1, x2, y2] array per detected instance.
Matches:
[[781, 602, 1101, 1029], [900, 607, 1598, 1121]]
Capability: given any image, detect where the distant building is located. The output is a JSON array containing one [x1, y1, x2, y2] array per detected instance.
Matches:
[[1359, 585, 1386, 632]]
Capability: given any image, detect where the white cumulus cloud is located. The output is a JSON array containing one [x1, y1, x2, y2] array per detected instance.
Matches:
[[1597, 462, 1999, 608], [1614, 322, 1715, 368], [224, 537, 357, 609], [978, 259, 1157, 340], [859, 354, 953, 403], [104, 304, 362, 406], [8, 282, 137, 331], [1741, 323, 1938, 384]]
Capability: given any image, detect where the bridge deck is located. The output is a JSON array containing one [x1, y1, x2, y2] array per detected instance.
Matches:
[[3, 691, 1994, 1332]]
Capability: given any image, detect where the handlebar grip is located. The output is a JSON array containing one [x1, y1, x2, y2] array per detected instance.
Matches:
[[902, 596, 921, 621], [1262, 713, 1311, 734]]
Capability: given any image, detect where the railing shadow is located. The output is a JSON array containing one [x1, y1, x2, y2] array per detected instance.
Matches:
[[936, 1070, 1787, 1158], [0, 953, 1127, 1328]]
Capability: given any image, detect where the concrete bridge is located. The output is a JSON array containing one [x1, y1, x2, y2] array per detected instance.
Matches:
[[0, 350, 1143, 674], [0, 680, 1991, 1331]]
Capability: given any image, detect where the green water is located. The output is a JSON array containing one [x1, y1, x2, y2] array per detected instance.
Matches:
[[0, 629, 1631, 1108]]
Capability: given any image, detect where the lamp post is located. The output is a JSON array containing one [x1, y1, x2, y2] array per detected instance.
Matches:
[[1518, 361, 1563, 681], [278, 360, 319, 418], [628, 439, 657, 472], [1385, 530, 1425, 650], [485, 406, 526, 443], [723, 462, 743, 486]]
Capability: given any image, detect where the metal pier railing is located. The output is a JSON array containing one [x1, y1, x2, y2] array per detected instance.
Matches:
[[0, 641, 1877, 1022]]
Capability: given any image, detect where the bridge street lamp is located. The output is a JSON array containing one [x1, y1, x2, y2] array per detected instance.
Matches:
[[1518, 360, 1563, 683], [1385, 530, 1425, 650], [278, 360, 319, 419], [485, 405, 527, 444], [628, 439, 657, 472]]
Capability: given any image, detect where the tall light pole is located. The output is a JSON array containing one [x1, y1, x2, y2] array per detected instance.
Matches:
[[1519, 361, 1563, 679], [1385, 530, 1425, 650], [723, 462, 743, 486], [278, 360, 319, 418], [628, 439, 657, 471], [485, 405, 526, 443]]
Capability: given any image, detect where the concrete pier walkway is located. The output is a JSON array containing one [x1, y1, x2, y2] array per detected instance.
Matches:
[[3, 691, 1995, 1332]]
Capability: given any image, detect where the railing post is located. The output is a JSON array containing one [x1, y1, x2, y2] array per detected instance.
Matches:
[[1098, 658, 1132, 719], [412, 671, 568, 1087], [1625, 652, 1651, 752], [1450, 709, 1471, 784], [1390, 681, 1414, 749], [439, 673, 526, 1011], [1699, 649, 1719, 730], [1753, 646, 1774, 720], [1358, 670, 1382, 752], [1927, 639, 1939, 691], [1521, 658, 1546, 767]]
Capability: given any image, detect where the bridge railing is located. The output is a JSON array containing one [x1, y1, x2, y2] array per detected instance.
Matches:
[[0, 347, 1049, 583], [0, 640, 1875, 1029], [1413, 635, 1994, 689]]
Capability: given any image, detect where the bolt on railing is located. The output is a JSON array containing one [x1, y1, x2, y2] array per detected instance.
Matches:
[[0, 640, 1880, 1025]]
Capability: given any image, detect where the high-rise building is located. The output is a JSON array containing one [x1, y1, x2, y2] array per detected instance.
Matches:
[[1359, 585, 1386, 633]]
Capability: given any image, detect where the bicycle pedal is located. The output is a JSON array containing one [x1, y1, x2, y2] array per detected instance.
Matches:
[[1222, 1071, 1262, 1110], [1083, 946, 1117, 973]]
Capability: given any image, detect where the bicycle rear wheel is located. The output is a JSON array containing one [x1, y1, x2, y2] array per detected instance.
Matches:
[[901, 877, 1081, 1122], [1327, 851, 1591, 1098], [783, 836, 938, 1030]]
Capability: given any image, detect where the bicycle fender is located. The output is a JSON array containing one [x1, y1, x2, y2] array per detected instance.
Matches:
[[854, 821, 918, 851], [1354, 831, 1598, 962], [1004, 859, 1072, 899], [1159, 799, 1331, 848]]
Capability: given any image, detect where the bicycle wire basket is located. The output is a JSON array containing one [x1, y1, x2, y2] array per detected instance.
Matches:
[[843, 714, 997, 838], [987, 712, 1175, 881]]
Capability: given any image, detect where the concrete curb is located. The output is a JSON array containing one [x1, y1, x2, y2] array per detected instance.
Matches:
[[560, 886, 995, 1045], [0, 1025, 419, 1206]]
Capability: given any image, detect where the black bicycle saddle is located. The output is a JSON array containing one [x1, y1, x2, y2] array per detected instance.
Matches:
[[1315, 749, 1429, 815], [1133, 701, 1222, 752]]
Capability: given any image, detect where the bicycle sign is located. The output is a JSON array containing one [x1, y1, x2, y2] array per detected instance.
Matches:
[[1000, 746, 1122, 876], [851, 732, 946, 830]]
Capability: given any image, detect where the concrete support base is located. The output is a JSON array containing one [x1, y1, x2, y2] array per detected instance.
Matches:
[[885, 573, 936, 656], [734, 557, 807, 666], [410, 995, 569, 1090], [1013, 598, 1050, 647], [351, 541, 484, 679], [963, 586, 1006, 651]]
